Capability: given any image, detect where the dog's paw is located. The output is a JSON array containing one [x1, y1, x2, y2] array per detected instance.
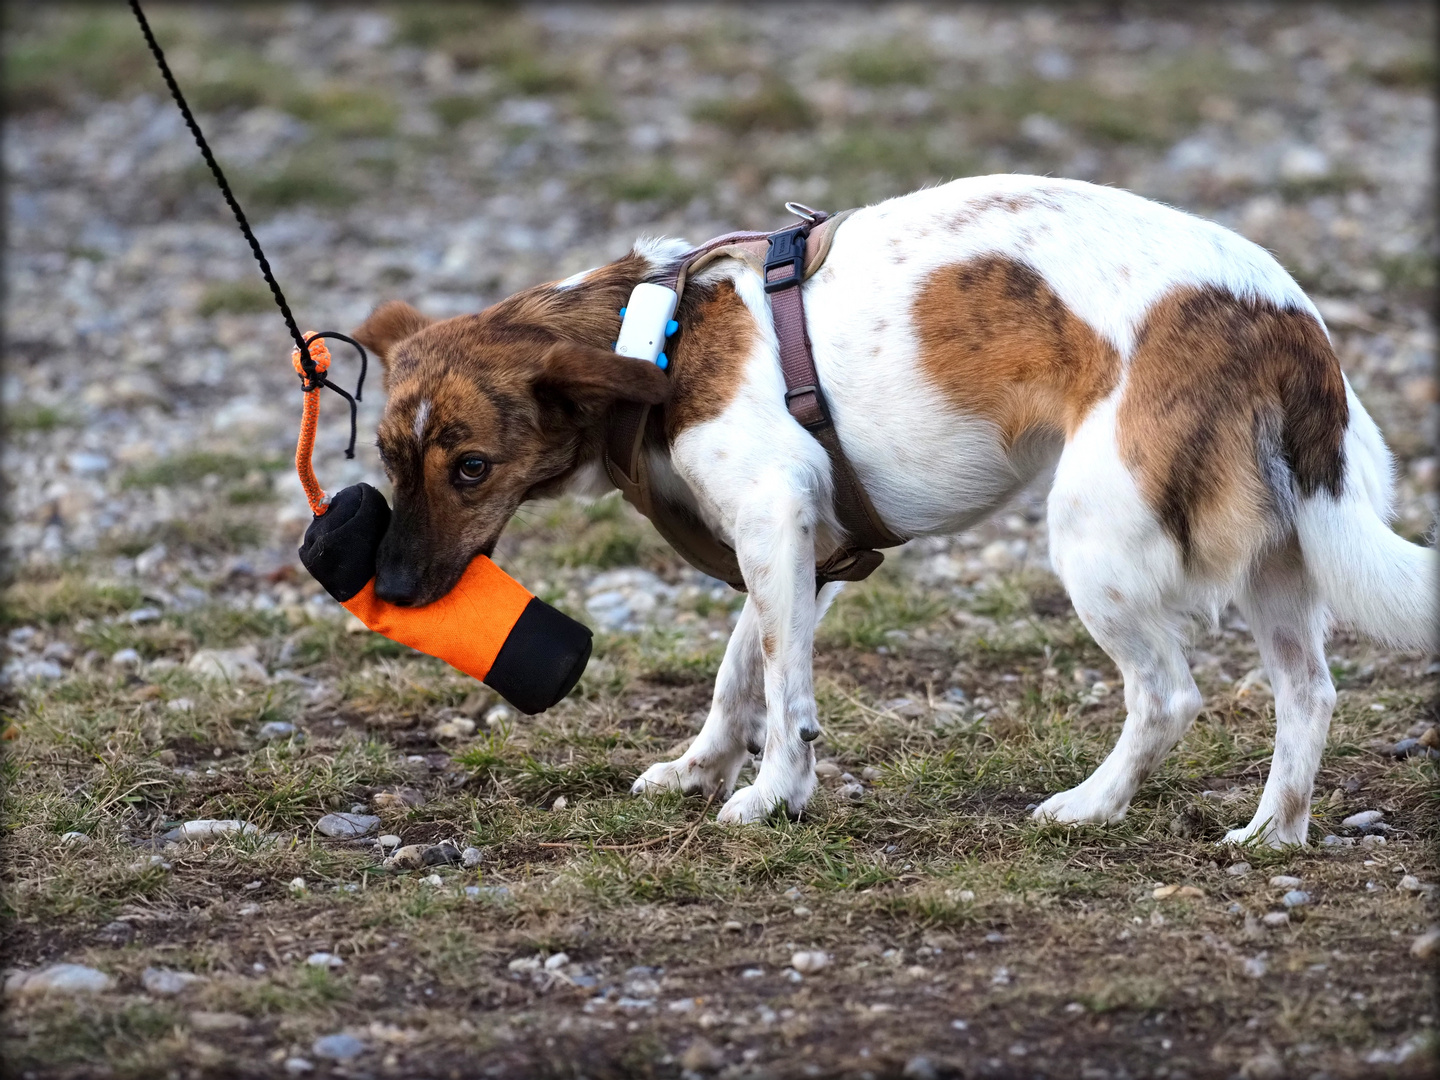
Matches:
[[1221, 819, 1306, 850], [630, 754, 736, 799], [716, 783, 782, 825], [1032, 784, 1127, 825]]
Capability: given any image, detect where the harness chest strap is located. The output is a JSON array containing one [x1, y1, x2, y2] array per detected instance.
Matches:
[[604, 209, 907, 590]]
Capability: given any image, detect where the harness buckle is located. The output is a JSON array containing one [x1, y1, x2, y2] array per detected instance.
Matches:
[[784, 383, 830, 429], [763, 227, 807, 293]]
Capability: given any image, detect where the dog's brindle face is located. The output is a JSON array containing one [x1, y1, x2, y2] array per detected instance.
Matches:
[[352, 284, 666, 607]]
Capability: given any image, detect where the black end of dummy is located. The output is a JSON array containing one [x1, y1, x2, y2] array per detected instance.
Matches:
[[485, 597, 593, 715], [298, 483, 391, 603]]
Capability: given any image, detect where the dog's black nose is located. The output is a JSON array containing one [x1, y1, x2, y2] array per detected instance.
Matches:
[[374, 565, 425, 607]]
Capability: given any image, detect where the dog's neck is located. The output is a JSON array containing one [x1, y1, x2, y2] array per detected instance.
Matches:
[[506, 246, 680, 500]]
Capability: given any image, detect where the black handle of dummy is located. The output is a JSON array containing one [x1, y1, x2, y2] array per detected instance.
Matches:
[[298, 484, 591, 714]]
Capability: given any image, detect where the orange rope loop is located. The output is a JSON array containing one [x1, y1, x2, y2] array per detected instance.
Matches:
[[293, 335, 333, 516]]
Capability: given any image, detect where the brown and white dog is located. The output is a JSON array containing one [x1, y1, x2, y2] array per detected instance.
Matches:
[[352, 175, 1435, 845]]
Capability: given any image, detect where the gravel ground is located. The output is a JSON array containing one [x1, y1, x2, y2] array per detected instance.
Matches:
[[3, 5, 1436, 1079]]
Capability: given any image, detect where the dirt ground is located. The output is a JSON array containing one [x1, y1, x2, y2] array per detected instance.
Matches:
[[3, 4, 1436, 1079]]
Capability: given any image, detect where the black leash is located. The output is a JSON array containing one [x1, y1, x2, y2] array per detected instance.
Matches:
[[127, 0, 366, 457]]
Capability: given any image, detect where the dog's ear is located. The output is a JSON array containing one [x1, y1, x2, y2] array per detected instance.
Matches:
[[352, 301, 433, 370], [536, 341, 670, 417]]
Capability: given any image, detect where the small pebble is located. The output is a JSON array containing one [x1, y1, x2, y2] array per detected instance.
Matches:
[[284, 1059, 314, 1075], [141, 967, 205, 995], [59, 831, 90, 845], [861, 766, 882, 781], [257, 721, 299, 742], [1226, 862, 1251, 877], [836, 782, 865, 802], [1269, 875, 1302, 888], [544, 953, 570, 971], [1398, 875, 1427, 892], [288, 877, 307, 893], [311, 1033, 365, 1062], [432, 717, 476, 739], [814, 761, 842, 779], [508, 956, 542, 973], [551, 796, 568, 811], [316, 813, 380, 839], [163, 819, 257, 842], [790, 950, 829, 974], [1282, 890, 1311, 908], [110, 648, 142, 670], [484, 704, 516, 727], [1261, 912, 1290, 928], [384, 845, 427, 870], [377, 834, 401, 849], [1242, 955, 1268, 978], [461, 846, 484, 868], [306, 952, 343, 968], [793, 905, 812, 917], [372, 788, 426, 811], [1342, 810, 1384, 828], [681, 1038, 724, 1073], [1410, 928, 1440, 960], [422, 843, 461, 867], [420, 873, 443, 887], [5, 964, 114, 998], [903, 1055, 938, 1080], [723, 920, 743, 932], [740, 967, 764, 979], [188, 1011, 251, 1032]]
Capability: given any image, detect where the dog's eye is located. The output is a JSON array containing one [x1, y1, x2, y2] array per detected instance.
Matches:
[[454, 456, 490, 484]]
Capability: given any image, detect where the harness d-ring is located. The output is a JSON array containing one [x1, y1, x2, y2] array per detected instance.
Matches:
[[291, 332, 369, 517]]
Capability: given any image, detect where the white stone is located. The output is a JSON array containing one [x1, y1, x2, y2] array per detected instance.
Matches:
[[483, 704, 516, 727], [1342, 810, 1383, 828], [433, 717, 476, 739], [316, 813, 380, 838], [312, 1033, 365, 1061], [461, 846, 483, 868], [790, 950, 829, 974], [1261, 912, 1290, 928], [544, 953, 570, 971], [164, 819, 258, 842], [306, 952, 344, 968], [187, 647, 269, 684], [1269, 875, 1301, 888], [142, 967, 205, 995], [6, 963, 114, 998]]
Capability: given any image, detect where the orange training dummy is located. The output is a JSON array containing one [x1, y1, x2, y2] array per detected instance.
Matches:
[[299, 483, 592, 715]]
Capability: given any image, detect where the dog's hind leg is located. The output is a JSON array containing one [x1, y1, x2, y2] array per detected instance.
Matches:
[[1223, 540, 1335, 847], [631, 596, 765, 800], [1034, 406, 1204, 825]]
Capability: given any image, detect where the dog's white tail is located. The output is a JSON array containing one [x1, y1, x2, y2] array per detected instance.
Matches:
[[1295, 386, 1437, 651]]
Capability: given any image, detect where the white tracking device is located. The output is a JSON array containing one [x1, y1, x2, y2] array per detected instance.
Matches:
[[615, 283, 679, 369]]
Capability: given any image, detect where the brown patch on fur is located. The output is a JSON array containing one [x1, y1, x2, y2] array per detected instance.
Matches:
[[357, 251, 673, 605], [913, 256, 1120, 445], [1277, 787, 1310, 835], [663, 279, 758, 440], [1118, 287, 1347, 574]]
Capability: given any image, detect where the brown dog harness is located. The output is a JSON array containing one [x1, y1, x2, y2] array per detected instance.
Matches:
[[604, 206, 907, 590]]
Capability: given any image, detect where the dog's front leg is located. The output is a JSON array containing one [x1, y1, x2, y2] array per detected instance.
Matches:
[[630, 597, 765, 800], [716, 476, 820, 825]]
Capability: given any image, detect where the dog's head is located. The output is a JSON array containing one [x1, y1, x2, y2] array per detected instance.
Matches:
[[351, 291, 668, 607]]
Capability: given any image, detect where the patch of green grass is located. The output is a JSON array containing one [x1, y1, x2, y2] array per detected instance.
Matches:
[[431, 93, 493, 129], [818, 575, 945, 650], [122, 451, 282, 489], [285, 87, 398, 138], [195, 280, 274, 318], [827, 40, 935, 87], [1, 576, 145, 628], [4, 402, 74, 434], [245, 159, 356, 211], [1366, 51, 1436, 90], [692, 76, 815, 134], [3, 9, 160, 111], [1375, 251, 1436, 296], [815, 124, 980, 204], [602, 163, 697, 207]]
